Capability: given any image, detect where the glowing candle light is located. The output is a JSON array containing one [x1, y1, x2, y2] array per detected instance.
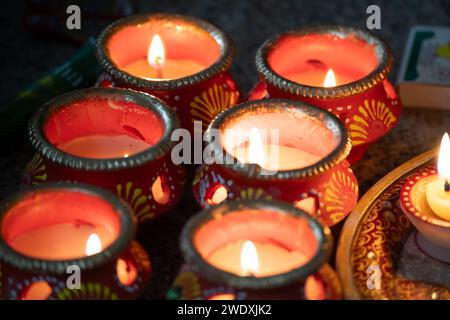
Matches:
[[147, 35, 165, 79], [122, 34, 207, 80], [426, 133, 450, 221], [240, 241, 260, 276], [85, 233, 102, 256], [323, 69, 336, 87], [232, 129, 321, 171]]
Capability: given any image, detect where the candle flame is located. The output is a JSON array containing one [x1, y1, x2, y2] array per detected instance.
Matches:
[[85, 233, 102, 256], [438, 133, 450, 182], [240, 241, 259, 276], [248, 128, 265, 168], [148, 34, 165, 69], [323, 69, 336, 87]]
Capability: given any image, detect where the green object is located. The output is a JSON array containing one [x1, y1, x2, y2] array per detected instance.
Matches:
[[0, 37, 100, 137], [404, 31, 435, 81]]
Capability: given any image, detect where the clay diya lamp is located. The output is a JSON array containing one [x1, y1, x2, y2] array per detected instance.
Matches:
[[192, 99, 358, 227], [24, 87, 186, 225], [0, 182, 151, 300], [167, 200, 341, 300], [96, 13, 240, 133], [249, 26, 402, 164]]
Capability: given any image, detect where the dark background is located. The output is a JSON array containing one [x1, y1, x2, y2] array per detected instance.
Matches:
[[0, 0, 449, 299]]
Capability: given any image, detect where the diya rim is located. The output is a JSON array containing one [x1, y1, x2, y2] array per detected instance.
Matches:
[[0, 182, 136, 275], [96, 13, 236, 91], [255, 25, 394, 99], [205, 98, 352, 180], [179, 199, 333, 290], [28, 87, 179, 172]]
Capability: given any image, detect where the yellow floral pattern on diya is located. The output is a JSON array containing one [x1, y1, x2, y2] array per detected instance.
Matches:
[[321, 169, 358, 225], [190, 83, 238, 130], [22, 154, 47, 186], [349, 99, 397, 146], [116, 182, 154, 223], [171, 271, 202, 300], [56, 282, 119, 300], [237, 187, 273, 201]]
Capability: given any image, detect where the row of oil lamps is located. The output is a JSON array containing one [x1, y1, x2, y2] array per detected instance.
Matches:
[[0, 12, 427, 300]]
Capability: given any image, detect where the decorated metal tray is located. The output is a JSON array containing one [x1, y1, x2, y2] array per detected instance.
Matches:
[[337, 149, 450, 300]]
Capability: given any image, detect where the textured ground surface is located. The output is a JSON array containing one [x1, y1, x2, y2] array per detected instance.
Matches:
[[0, 0, 449, 299]]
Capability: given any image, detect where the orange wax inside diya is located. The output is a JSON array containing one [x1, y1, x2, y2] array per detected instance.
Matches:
[[284, 68, 353, 87], [2, 190, 120, 260], [58, 134, 152, 159], [194, 209, 318, 277], [208, 240, 308, 277], [230, 128, 322, 171], [115, 31, 210, 80], [268, 33, 379, 87], [43, 97, 164, 159], [122, 34, 207, 79]]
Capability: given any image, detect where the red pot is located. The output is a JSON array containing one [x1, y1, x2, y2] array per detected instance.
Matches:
[[0, 183, 151, 300], [193, 99, 359, 226], [168, 200, 342, 300], [249, 26, 402, 164], [23, 88, 186, 225], [96, 13, 241, 133]]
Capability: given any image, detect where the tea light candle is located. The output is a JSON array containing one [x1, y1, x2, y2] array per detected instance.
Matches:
[[0, 183, 151, 300], [58, 134, 152, 159], [96, 13, 240, 133], [207, 239, 308, 277], [122, 34, 207, 80], [426, 133, 450, 221], [231, 128, 321, 171], [172, 200, 342, 300]]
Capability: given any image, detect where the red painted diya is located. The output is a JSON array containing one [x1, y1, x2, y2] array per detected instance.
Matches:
[[168, 200, 341, 300], [192, 99, 358, 227], [96, 13, 240, 133], [24, 87, 186, 225], [0, 183, 151, 300], [249, 26, 402, 164]]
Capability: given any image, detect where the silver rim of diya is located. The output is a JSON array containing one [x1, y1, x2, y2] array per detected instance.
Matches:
[[255, 25, 393, 99], [96, 13, 236, 91], [205, 98, 352, 180], [180, 199, 333, 290], [0, 182, 136, 275], [28, 87, 179, 171]]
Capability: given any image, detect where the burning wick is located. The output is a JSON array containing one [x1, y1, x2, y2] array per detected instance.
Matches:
[[240, 241, 259, 277], [323, 69, 336, 87], [148, 34, 165, 79]]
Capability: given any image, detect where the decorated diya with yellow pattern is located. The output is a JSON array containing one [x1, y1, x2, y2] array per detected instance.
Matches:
[[249, 26, 402, 164], [168, 200, 342, 300], [24, 88, 186, 226], [0, 183, 151, 300], [193, 99, 358, 227], [96, 13, 240, 133], [337, 150, 450, 300]]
